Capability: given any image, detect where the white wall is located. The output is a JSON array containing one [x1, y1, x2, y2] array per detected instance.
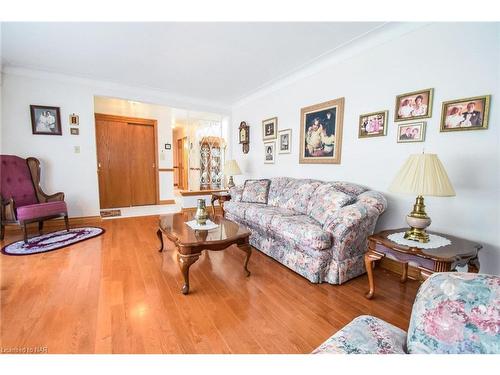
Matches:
[[231, 23, 500, 274], [1, 69, 230, 217], [94, 97, 174, 202]]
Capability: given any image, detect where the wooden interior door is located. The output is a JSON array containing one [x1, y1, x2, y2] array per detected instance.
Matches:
[[129, 123, 157, 206], [96, 119, 131, 208]]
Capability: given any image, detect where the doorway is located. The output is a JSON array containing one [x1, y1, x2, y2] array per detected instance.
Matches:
[[176, 136, 189, 190], [95, 113, 159, 209]]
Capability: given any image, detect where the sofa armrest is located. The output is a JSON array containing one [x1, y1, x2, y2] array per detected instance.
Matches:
[[323, 191, 387, 261], [229, 185, 244, 202]]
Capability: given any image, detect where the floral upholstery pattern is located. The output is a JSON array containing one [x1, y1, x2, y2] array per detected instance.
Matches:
[[307, 184, 354, 225], [226, 177, 386, 284], [312, 315, 407, 354], [241, 179, 271, 204], [407, 273, 500, 354]]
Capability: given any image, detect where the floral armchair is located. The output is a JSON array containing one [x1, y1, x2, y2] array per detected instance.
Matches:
[[312, 272, 500, 354]]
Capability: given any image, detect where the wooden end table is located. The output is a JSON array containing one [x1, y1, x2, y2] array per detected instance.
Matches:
[[211, 192, 231, 216], [156, 212, 251, 295], [364, 228, 482, 299]]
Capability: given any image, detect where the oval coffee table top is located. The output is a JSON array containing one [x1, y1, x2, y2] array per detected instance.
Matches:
[[159, 212, 250, 247]]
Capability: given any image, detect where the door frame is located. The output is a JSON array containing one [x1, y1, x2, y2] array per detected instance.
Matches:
[[94, 113, 160, 206]]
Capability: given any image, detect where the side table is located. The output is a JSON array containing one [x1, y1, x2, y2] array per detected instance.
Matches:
[[211, 192, 231, 216], [364, 228, 482, 299]]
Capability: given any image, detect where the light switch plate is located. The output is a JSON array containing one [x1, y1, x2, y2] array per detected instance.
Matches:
[[74, 146, 80, 154]]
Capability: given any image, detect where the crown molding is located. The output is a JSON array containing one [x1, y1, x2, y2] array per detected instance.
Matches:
[[231, 22, 430, 108], [1, 65, 231, 114]]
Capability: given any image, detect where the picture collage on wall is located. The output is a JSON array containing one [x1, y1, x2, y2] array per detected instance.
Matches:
[[30, 105, 81, 136], [256, 89, 491, 165]]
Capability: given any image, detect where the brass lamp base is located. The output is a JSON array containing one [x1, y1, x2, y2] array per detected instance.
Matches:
[[404, 195, 432, 243]]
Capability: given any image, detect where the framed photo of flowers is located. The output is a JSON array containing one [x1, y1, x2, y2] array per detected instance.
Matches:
[[440, 95, 490, 132], [299, 97, 344, 164], [358, 111, 388, 138], [262, 117, 278, 140], [394, 88, 433, 122]]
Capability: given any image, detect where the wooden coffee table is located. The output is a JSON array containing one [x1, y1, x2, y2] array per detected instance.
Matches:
[[157, 212, 252, 295]]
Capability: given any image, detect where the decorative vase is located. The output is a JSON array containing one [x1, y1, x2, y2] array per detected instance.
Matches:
[[194, 199, 208, 225]]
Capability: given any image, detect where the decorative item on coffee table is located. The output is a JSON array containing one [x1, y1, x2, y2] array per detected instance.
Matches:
[[389, 153, 455, 243], [194, 198, 208, 225], [364, 229, 481, 299]]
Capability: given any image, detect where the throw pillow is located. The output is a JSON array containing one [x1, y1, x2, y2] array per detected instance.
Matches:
[[241, 179, 271, 204], [307, 184, 354, 224]]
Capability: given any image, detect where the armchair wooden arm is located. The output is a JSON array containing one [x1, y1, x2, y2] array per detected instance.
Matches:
[[26, 157, 65, 203]]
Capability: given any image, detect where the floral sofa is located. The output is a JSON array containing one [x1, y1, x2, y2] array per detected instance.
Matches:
[[313, 272, 500, 354], [225, 177, 387, 284]]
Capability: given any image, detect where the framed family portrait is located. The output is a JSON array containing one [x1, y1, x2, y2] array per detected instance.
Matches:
[[264, 142, 275, 164], [30, 105, 62, 135], [299, 97, 344, 164], [262, 117, 277, 140], [397, 122, 426, 143], [278, 129, 292, 154], [358, 111, 388, 138], [440, 95, 490, 132], [395, 88, 433, 122]]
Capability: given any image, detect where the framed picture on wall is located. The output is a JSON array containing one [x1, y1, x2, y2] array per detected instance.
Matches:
[[262, 117, 278, 140], [358, 111, 388, 138], [264, 141, 275, 164], [397, 122, 426, 143], [440, 95, 490, 132], [299, 97, 344, 164], [278, 129, 292, 153], [394, 88, 433, 122], [30, 105, 62, 135]]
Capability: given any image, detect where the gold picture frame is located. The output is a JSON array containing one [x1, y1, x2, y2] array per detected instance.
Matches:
[[299, 97, 344, 164], [440, 95, 490, 132], [262, 117, 278, 140], [358, 110, 388, 138], [397, 122, 426, 143], [394, 88, 433, 122]]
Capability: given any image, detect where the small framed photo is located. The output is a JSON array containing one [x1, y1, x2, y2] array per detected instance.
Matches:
[[397, 122, 426, 143], [395, 88, 433, 122], [440, 95, 490, 132], [30, 105, 62, 135], [264, 141, 276, 164], [69, 113, 79, 125], [70, 128, 79, 135], [262, 117, 278, 140], [358, 111, 388, 138], [278, 129, 292, 154]]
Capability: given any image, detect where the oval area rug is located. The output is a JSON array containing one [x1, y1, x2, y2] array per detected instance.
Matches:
[[1, 227, 105, 256]]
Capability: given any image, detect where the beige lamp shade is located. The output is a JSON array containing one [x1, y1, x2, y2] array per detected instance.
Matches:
[[389, 153, 455, 196], [224, 160, 242, 175]]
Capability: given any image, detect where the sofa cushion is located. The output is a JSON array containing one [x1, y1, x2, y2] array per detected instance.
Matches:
[[244, 204, 297, 228], [312, 315, 407, 354], [267, 177, 293, 206], [407, 272, 500, 354], [278, 179, 322, 214], [16, 201, 68, 222], [307, 184, 354, 224], [241, 179, 271, 204], [331, 181, 368, 196], [223, 201, 253, 221], [269, 214, 331, 251]]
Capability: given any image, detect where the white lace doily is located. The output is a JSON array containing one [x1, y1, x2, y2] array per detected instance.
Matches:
[[387, 232, 451, 249], [185, 219, 219, 230]]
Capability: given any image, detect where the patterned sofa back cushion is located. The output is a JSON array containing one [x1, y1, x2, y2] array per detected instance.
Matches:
[[267, 177, 294, 206], [306, 183, 354, 224], [407, 272, 500, 354], [331, 181, 368, 196], [241, 179, 271, 204], [274, 179, 323, 214]]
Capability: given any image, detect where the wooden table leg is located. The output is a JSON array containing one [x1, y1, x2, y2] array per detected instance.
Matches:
[[237, 242, 252, 277], [401, 262, 408, 283], [211, 196, 217, 216], [157, 229, 164, 252], [178, 253, 200, 295], [364, 251, 383, 299], [419, 267, 434, 281], [468, 256, 480, 273]]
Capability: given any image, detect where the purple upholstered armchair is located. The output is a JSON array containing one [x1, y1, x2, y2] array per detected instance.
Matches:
[[0, 155, 69, 243]]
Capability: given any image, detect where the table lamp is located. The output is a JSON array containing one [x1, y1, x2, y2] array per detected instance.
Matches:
[[389, 153, 455, 243], [224, 160, 242, 189]]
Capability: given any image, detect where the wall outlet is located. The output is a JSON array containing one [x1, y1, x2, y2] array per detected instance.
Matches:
[[74, 146, 80, 154]]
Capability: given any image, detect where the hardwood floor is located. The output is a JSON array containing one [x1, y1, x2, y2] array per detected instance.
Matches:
[[0, 216, 420, 354]]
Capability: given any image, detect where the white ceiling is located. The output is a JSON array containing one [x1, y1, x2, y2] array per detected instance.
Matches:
[[1, 22, 385, 106]]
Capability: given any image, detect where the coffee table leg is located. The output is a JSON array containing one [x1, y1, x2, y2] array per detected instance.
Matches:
[[237, 243, 252, 277], [157, 229, 164, 252], [178, 253, 200, 295], [364, 251, 383, 299]]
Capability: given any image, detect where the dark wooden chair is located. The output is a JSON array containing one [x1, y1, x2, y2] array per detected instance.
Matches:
[[0, 155, 69, 243]]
